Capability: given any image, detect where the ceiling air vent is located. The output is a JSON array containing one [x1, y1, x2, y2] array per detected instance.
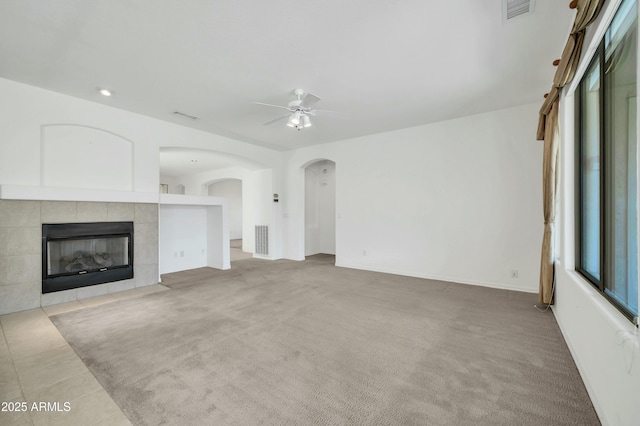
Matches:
[[503, 0, 534, 21], [173, 111, 199, 120]]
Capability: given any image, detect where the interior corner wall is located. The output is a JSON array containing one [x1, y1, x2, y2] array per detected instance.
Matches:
[[283, 102, 543, 293]]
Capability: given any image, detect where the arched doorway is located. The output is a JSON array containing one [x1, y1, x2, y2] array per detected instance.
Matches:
[[304, 160, 336, 258]]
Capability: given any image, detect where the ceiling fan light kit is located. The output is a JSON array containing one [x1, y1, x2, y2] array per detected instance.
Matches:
[[291, 111, 302, 125], [287, 115, 308, 130]]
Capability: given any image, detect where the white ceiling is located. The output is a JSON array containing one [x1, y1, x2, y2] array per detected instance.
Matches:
[[0, 0, 573, 153]]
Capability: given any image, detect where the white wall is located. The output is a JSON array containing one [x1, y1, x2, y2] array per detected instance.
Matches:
[[550, 1, 640, 423], [42, 125, 134, 191], [305, 160, 336, 256], [283, 102, 543, 292], [208, 179, 243, 240], [252, 169, 280, 258], [159, 205, 208, 274]]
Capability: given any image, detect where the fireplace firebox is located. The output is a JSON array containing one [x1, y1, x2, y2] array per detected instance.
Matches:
[[42, 222, 134, 294]]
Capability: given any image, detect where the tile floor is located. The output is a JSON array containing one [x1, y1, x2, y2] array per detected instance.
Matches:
[[0, 284, 169, 426]]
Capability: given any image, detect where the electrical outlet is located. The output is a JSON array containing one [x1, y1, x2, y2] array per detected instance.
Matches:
[[510, 270, 519, 278], [363, 250, 367, 256]]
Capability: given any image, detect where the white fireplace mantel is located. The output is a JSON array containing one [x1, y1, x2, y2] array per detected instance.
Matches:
[[0, 184, 159, 203]]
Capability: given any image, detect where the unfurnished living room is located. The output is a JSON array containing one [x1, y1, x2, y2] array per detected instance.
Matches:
[[0, 1, 639, 425]]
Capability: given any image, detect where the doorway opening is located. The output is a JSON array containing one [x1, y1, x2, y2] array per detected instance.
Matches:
[[304, 160, 336, 260], [207, 178, 251, 261]]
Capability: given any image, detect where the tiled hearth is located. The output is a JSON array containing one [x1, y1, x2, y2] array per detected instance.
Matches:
[[0, 200, 159, 315]]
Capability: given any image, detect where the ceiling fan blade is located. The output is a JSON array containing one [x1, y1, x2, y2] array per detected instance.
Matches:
[[310, 109, 338, 114], [310, 109, 348, 119], [262, 114, 290, 126], [300, 93, 321, 108], [253, 102, 291, 111]]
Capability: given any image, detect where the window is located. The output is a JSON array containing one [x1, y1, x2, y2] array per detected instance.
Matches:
[[576, 0, 638, 322]]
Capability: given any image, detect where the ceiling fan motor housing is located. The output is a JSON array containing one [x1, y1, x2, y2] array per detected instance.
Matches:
[[288, 99, 303, 110]]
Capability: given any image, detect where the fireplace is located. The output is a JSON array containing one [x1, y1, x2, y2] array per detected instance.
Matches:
[[42, 222, 134, 294]]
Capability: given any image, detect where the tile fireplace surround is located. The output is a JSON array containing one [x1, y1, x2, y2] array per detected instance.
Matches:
[[0, 200, 159, 315]]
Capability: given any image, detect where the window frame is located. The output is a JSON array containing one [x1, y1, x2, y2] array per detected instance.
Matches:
[[575, 19, 638, 324], [576, 46, 606, 291]]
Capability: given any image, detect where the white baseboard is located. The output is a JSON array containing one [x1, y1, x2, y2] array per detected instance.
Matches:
[[334, 261, 537, 294]]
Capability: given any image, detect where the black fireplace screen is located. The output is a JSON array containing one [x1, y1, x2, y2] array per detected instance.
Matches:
[[47, 236, 129, 275], [42, 222, 134, 294]]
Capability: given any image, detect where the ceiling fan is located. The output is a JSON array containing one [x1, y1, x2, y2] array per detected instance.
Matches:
[[254, 89, 329, 130]]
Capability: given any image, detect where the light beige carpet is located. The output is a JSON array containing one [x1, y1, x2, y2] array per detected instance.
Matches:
[[230, 239, 253, 261], [51, 255, 599, 425]]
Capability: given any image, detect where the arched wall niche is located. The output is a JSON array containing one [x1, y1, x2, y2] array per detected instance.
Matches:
[[41, 124, 134, 190]]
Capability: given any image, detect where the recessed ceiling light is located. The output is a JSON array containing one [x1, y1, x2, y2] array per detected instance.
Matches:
[[98, 88, 113, 97]]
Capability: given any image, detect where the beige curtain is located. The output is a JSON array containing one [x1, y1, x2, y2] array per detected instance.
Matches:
[[553, 32, 585, 88], [572, 0, 605, 33], [536, 0, 605, 141], [537, 87, 559, 140], [539, 101, 559, 305], [535, 0, 605, 304]]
